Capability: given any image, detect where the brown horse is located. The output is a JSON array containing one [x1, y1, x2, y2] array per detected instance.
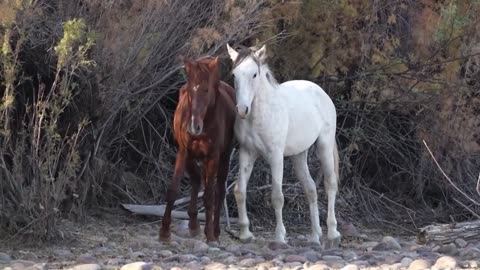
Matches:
[[159, 56, 236, 243]]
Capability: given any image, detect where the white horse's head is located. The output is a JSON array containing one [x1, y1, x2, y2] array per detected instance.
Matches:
[[227, 44, 269, 119]]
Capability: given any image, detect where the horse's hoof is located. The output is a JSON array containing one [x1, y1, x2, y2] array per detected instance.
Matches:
[[325, 236, 341, 249], [207, 240, 220, 247], [239, 236, 255, 244], [306, 241, 322, 250], [159, 233, 171, 243], [189, 228, 201, 238]]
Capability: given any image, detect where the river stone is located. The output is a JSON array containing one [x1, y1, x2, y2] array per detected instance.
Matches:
[[238, 258, 256, 267], [438, 243, 458, 255], [204, 262, 226, 270], [302, 250, 322, 262], [382, 236, 402, 250], [69, 264, 103, 270], [285, 255, 307, 263], [401, 257, 413, 267], [433, 256, 457, 270], [308, 263, 330, 270], [120, 262, 151, 270], [192, 242, 209, 254], [0, 252, 12, 264], [341, 264, 359, 270], [408, 259, 431, 270], [460, 247, 480, 259], [24, 263, 48, 270], [455, 238, 468, 248], [158, 250, 173, 257]]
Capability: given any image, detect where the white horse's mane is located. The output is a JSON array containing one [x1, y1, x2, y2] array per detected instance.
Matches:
[[232, 47, 279, 89]]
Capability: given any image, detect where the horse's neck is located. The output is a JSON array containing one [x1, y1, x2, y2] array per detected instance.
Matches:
[[252, 76, 277, 111]]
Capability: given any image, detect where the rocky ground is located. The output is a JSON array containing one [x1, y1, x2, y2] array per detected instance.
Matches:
[[1, 212, 479, 270]]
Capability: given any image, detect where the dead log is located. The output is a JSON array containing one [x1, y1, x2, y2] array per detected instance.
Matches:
[[417, 220, 480, 244], [121, 203, 238, 223]]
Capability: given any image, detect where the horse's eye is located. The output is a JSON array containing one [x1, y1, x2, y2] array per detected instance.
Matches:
[[253, 73, 257, 78]]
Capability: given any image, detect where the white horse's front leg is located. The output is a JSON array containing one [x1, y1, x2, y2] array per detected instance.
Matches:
[[269, 152, 286, 243], [234, 148, 257, 241]]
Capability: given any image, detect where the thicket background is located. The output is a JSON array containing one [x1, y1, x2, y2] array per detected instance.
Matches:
[[0, 0, 479, 241]]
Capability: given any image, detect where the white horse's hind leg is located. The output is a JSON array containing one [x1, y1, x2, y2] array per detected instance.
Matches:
[[234, 148, 257, 241], [269, 152, 287, 243], [292, 151, 322, 244], [316, 138, 341, 248]]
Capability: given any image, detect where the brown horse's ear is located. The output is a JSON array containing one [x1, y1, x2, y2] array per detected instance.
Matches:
[[184, 59, 195, 75], [208, 57, 218, 71]]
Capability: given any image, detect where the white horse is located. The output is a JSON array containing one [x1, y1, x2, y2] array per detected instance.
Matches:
[[227, 44, 341, 247]]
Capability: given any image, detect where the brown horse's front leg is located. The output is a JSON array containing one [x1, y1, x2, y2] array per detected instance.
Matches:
[[214, 152, 231, 239], [186, 160, 201, 237], [159, 149, 187, 242], [204, 157, 219, 243]]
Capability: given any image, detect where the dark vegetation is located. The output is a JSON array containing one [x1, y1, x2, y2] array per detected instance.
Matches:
[[1, 0, 479, 241]]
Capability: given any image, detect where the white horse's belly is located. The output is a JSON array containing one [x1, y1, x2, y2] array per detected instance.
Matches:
[[281, 80, 336, 156]]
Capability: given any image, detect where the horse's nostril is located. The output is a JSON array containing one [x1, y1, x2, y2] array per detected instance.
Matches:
[[245, 107, 249, 114]]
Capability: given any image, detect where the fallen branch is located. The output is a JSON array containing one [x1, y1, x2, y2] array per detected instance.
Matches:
[[121, 204, 238, 223], [417, 220, 480, 244], [422, 140, 480, 206]]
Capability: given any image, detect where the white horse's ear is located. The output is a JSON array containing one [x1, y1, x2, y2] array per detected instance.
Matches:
[[226, 44, 239, 62], [255, 45, 267, 63]]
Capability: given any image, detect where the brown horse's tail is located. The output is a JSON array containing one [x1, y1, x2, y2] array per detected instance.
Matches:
[[333, 141, 340, 184]]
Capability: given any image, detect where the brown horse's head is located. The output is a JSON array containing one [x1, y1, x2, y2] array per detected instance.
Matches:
[[183, 56, 220, 136]]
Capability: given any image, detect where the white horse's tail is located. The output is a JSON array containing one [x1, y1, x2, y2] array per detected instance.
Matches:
[[333, 141, 340, 184]]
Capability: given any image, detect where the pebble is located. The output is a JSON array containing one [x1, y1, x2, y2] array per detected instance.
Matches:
[[268, 241, 289, 250], [204, 262, 226, 270], [302, 250, 322, 262], [459, 260, 478, 268], [284, 261, 303, 268], [401, 257, 413, 267], [69, 264, 103, 270], [129, 251, 145, 259], [158, 250, 173, 257], [438, 243, 458, 255], [238, 258, 256, 267], [0, 252, 12, 263], [342, 250, 357, 261], [455, 238, 468, 248], [322, 255, 343, 261], [200, 256, 211, 264], [24, 263, 48, 270], [208, 247, 221, 254], [408, 259, 431, 270], [76, 254, 97, 264], [192, 241, 209, 254], [460, 247, 480, 259], [433, 256, 457, 270], [53, 249, 75, 259], [308, 263, 330, 270], [341, 264, 359, 270], [106, 258, 125, 265], [223, 256, 238, 264], [382, 236, 402, 250], [120, 262, 151, 270], [285, 255, 307, 263], [178, 254, 198, 263], [10, 260, 36, 270]]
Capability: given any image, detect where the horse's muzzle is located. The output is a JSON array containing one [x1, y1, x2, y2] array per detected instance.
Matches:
[[236, 105, 249, 119], [189, 118, 203, 136]]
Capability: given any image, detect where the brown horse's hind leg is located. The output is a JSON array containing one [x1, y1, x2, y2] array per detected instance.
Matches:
[[186, 160, 201, 237], [159, 149, 187, 242], [214, 152, 231, 240], [204, 157, 219, 243]]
